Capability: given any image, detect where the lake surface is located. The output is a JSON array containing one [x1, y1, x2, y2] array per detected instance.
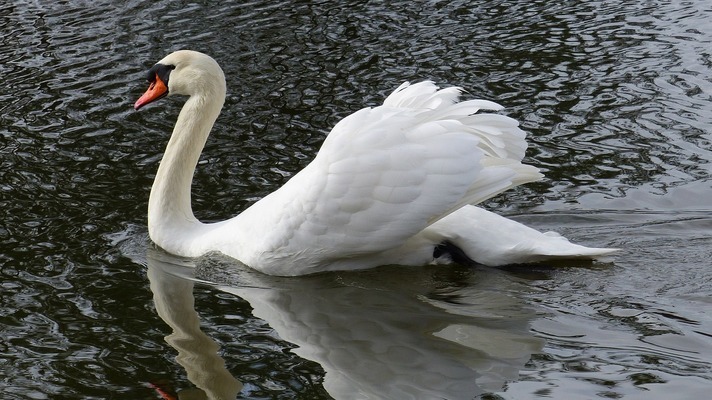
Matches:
[[1, 0, 711, 398]]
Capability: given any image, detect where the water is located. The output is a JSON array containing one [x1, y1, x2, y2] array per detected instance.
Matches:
[[1, 0, 711, 398]]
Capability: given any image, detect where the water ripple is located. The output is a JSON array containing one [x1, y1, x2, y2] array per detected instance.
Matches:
[[1, 0, 711, 398]]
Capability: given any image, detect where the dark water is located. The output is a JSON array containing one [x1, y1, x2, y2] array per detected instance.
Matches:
[[1, 1, 711, 399]]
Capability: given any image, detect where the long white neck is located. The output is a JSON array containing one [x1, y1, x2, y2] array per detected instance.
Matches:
[[148, 89, 225, 249]]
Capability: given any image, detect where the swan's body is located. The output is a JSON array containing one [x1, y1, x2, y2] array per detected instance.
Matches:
[[135, 50, 616, 276]]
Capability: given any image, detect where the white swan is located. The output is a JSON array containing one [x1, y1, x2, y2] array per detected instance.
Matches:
[[134, 50, 616, 276]]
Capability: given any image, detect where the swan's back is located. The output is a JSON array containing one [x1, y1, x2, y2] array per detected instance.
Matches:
[[206, 82, 542, 275]]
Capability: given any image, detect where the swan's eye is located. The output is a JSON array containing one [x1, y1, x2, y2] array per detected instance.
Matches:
[[146, 63, 176, 85]]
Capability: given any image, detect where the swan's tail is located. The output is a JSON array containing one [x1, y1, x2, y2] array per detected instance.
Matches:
[[429, 206, 619, 266]]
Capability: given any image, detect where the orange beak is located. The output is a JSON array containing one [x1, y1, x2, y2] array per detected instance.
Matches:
[[134, 74, 168, 110]]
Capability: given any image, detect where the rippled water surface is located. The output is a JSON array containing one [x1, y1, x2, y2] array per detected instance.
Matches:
[[1, 1, 711, 399]]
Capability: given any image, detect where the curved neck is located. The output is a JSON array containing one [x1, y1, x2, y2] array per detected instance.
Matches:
[[148, 91, 225, 244]]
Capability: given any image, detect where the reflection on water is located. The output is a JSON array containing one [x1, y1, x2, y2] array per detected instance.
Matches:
[[148, 249, 542, 399], [1, 0, 711, 398], [148, 251, 242, 400]]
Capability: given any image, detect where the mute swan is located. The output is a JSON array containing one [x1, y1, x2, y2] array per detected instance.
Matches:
[[134, 50, 616, 276]]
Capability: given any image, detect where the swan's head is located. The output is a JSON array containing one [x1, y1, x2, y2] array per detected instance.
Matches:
[[134, 50, 226, 110]]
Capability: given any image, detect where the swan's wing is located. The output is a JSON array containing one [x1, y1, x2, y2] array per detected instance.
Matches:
[[227, 82, 541, 272]]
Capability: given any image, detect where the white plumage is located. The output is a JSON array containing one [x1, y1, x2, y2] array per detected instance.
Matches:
[[135, 50, 616, 276]]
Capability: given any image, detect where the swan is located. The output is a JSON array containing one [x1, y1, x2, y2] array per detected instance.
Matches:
[[134, 50, 616, 276]]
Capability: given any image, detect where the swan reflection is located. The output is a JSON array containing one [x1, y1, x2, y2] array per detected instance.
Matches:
[[147, 249, 543, 399], [148, 252, 242, 400]]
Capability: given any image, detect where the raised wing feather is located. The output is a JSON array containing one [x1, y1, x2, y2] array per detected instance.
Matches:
[[224, 82, 541, 272], [261, 83, 537, 262]]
